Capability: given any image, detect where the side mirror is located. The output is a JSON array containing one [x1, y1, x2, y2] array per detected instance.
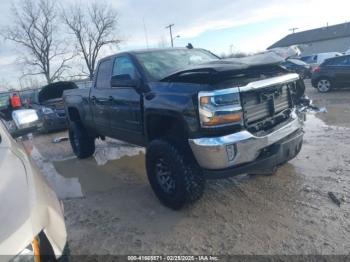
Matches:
[[10, 109, 41, 138], [110, 74, 137, 88]]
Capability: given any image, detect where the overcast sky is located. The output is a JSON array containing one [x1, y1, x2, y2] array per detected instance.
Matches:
[[1, 0, 350, 89]]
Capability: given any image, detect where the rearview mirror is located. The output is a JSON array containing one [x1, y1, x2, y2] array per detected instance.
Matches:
[[110, 74, 138, 88], [10, 109, 41, 138]]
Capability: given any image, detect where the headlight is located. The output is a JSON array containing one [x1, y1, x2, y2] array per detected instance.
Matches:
[[41, 107, 54, 114], [198, 87, 242, 127]]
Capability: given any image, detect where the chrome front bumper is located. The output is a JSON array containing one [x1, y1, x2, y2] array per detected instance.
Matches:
[[189, 111, 304, 170]]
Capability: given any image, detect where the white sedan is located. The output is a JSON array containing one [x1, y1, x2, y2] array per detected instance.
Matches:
[[0, 110, 67, 261]]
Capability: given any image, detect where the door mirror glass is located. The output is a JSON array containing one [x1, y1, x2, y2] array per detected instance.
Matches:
[[10, 109, 41, 138], [110, 74, 137, 88]]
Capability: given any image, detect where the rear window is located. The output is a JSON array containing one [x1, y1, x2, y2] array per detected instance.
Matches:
[[288, 59, 307, 66], [323, 56, 349, 66], [95, 59, 113, 89], [0, 94, 9, 110], [300, 55, 316, 64]]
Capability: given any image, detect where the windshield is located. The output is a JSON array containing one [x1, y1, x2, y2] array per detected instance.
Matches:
[[288, 59, 307, 66], [134, 49, 219, 80]]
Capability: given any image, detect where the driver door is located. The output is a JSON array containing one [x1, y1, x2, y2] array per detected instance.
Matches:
[[108, 55, 143, 145]]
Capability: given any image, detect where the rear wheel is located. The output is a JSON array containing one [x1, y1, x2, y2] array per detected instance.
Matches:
[[317, 78, 332, 93], [69, 121, 95, 158], [146, 138, 205, 210]]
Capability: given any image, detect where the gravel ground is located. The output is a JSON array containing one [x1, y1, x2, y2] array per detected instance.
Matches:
[[30, 80, 350, 256]]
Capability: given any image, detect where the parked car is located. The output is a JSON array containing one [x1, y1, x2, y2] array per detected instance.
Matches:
[[0, 109, 67, 260], [63, 48, 307, 210], [300, 52, 342, 65], [281, 58, 311, 79], [311, 54, 350, 92], [300, 52, 343, 72], [31, 81, 77, 133]]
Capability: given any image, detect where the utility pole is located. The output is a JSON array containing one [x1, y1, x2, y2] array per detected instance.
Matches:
[[165, 24, 175, 48], [289, 27, 299, 34]]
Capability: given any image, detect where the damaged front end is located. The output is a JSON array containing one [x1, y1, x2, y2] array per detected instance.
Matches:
[[168, 53, 311, 177]]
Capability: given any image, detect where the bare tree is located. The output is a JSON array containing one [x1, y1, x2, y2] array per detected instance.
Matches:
[[2, 0, 73, 84], [63, 2, 122, 80]]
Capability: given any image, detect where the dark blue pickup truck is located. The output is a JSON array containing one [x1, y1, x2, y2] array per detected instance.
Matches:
[[63, 48, 307, 209]]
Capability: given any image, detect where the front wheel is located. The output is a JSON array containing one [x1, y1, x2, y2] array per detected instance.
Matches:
[[69, 121, 95, 159], [317, 78, 332, 93], [146, 139, 205, 210]]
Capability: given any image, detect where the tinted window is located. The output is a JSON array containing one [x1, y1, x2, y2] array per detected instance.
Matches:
[[324, 56, 349, 66], [95, 59, 113, 89], [300, 55, 316, 64], [112, 56, 137, 79], [288, 59, 307, 66]]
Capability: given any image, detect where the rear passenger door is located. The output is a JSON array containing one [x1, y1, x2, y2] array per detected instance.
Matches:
[[327, 56, 350, 87], [339, 56, 350, 86], [109, 55, 143, 144], [90, 58, 114, 136]]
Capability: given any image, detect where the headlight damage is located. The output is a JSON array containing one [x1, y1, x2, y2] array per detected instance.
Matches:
[[41, 107, 54, 115], [198, 87, 242, 127]]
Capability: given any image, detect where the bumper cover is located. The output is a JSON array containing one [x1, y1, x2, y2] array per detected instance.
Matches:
[[203, 130, 303, 179], [189, 111, 304, 171], [42, 115, 67, 132]]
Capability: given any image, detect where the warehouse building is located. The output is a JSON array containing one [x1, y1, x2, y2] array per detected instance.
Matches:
[[268, 22, 350, 56]]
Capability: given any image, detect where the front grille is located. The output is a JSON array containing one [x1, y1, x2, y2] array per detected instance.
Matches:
[[241, 82, 294, 132]]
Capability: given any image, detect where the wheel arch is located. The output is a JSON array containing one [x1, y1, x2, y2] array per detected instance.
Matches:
[[145, 112, 190, 143], [67, 106, 82, 122]]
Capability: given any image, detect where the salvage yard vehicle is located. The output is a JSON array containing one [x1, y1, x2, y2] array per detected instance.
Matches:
[[0, 109, 67, 260], [300, 52, 342, 67], [312, 54, 350, 92], [281, 58, 311, 79], [31, 81, 78, 133], [63, 48, 307, 210]]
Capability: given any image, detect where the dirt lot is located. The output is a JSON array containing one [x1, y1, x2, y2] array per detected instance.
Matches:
[[30, 80, 350, 256]]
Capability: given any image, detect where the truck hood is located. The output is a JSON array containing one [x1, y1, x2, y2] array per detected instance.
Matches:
[[0, 122, 66, 258], [161, 47, 299, 83], [161, 51, 288, 83], [38, 81, 77, 104]]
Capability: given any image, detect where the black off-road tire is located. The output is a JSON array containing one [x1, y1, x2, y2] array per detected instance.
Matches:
[[68, 121, 95, 159], [146, 138, 205, 210]]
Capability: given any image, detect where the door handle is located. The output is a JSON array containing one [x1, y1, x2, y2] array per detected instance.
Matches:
[[145, 92, 155, 100], [91, 96, 97, 104]]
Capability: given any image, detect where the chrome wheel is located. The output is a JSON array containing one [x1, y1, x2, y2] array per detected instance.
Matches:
[[155, 158, 176, 194], [317, 79, 331, 93]]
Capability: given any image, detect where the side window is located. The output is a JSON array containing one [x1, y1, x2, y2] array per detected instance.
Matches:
[[327, 57, 347, 66], [344, 57, 350, 66], [95, 59, 113, 89], [335, 57, 348, 65], [112, 56, 137, 80]]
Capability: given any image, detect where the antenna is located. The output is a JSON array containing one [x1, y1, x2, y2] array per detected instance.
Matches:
[[289, 27, 299, 34], [143, 18, 149, 49]]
